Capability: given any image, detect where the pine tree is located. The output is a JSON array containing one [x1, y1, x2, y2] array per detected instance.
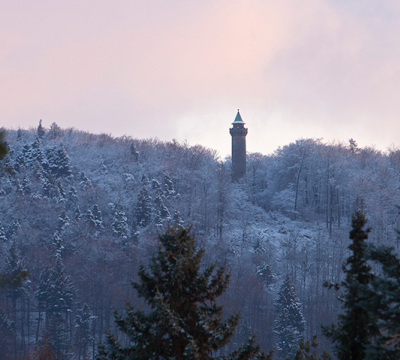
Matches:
[[135, 185, 152, 227], [58, 210, 70, 232], [0, 129, 7, 161], [22, 175, 31, 195], [48, 122, 62, 140], [164, 173, 175, 197], [0, 308, 14, 359], [97, 226, 272, 360], [274, 275, 305, 360], [85, 209, 97, 229], [67, 186, 79, 208], [173, 208, 184, 225], [75, 303, 95, 360], [323, 211, 379, 360], [0, 222, 7, 243], [294, 336, 330, 360], [6, 220, 20, 241], [55, 144, 72, 177], [16, 128, 22, 141], [48, 144, 72, 177], [360, 244, 400, 359], [35, 251, 74, 358], [111, 205, 128, 242], [79, 171, 92, 188], [37, 119, 46, 138], [22, 143, 33, 166], [92, 204, 104, 231], [31, 136, 48, 169], [130, 142, 139, 161]]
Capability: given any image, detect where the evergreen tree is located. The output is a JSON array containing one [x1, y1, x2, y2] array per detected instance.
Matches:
[[14, 154, 24, 172], [360, 244, 400, 359], [58, 210, 70, 232], [274, 275, 305, 360], [0, 308, 14, 359], [135, 185, 152, 227], [37, 119, 46, 138], [4, 241, 28, 302], [35, 251, 74, 358], [0, 222, 7, 243], [256, 262, 276, 287], [173, 208, 184, 225], [6, 220, 20, 241], [48, 144, 72, 177], [131, 219, 140, 244], [22, 175, 31, 195], [130, 142, 139, 161], [85, 209, 97, 229], [323, 211, 379, 360], [67, 185, 79, 208], [42, 177, 52, 198], [55, 144, 72, 177], [111, 205, 128, 242], [79, 171, 92, 188], [48, 122, 62, 140], [294, 336, 330, 360], [16, 128, 22, 141], [57, 180, 66, 200], [73, 205, 82, 221], [96, 226, 272, 360], [75, 303, 95, 360], [163, 173, 175, 197], [22, 143, 33, 166], [31, 136, 48, 169], [92, 204, 104, 231]]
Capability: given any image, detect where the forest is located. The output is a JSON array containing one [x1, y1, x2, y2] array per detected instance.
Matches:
[[1, 122, 400, 359]]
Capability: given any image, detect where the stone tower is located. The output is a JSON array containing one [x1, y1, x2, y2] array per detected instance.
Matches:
[[230, 110, 248, 182]]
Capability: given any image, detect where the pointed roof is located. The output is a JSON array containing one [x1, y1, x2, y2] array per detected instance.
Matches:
[[232, 109, 245, 124]]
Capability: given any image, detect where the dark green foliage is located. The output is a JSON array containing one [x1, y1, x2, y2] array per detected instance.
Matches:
[[0, 129, 8, 161], [274, 275, 305, 360], [361, 245, 400, 359], [294, 336, 330, 360], [111, 205, 128, 242], [135, 185, 152, 227], [97, 226, 272, 360], [37, 119, 46, 138], [322, 211, 379, 360]]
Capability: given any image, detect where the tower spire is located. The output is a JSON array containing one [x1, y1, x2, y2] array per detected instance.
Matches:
[[229, 110, 248, 182]]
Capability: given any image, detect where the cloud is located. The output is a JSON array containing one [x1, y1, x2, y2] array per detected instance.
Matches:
[[1, 0, 400, 155]]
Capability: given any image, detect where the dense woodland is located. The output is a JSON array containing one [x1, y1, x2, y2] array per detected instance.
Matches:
[[1, 122, 400, 359]]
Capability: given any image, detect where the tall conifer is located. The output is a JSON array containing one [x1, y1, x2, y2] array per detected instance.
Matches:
[[97, 226, 271, 360], [323, 211, 379, 360]]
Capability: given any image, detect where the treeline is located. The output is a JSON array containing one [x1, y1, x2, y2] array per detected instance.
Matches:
[[0, 123, 399, 358]]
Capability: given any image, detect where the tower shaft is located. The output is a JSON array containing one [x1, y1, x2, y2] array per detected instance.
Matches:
[[230, 111, 248, 182]]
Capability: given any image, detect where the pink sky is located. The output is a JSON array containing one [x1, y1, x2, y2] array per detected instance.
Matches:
[[1, 0, 400, 157]]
